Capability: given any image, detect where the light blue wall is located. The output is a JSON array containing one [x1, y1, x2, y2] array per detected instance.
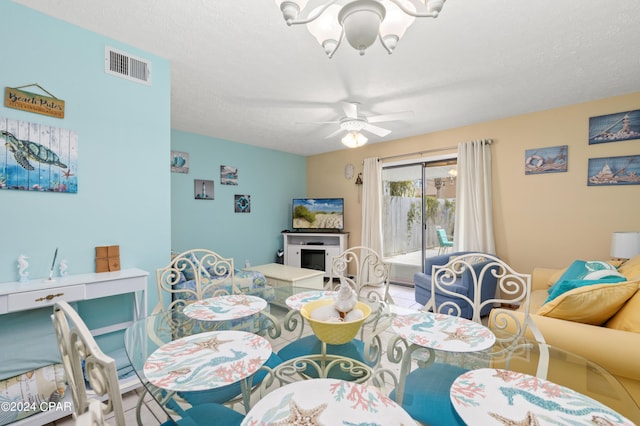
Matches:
[[0, 2, 171, 311], [171, 130, 307, 265]]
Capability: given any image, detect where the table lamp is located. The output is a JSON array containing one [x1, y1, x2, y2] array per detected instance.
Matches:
[[610, 231, 640, 260]]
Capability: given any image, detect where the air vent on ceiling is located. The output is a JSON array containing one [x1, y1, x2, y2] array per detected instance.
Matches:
[[104, 46, 151, 85]]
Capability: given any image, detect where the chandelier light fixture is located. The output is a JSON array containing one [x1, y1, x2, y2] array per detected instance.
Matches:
[[274, 0, 446, 57]]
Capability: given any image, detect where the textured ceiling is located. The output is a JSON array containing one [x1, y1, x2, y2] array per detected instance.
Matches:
[[13, 0, 640, 156]]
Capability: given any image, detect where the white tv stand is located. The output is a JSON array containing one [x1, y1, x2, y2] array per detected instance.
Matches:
[[283, 232, 348, 277]]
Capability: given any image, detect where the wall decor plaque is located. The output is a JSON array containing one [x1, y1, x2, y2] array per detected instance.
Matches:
[[589, 109, 640, 144], [524, 145, 568, 175], [0, 116, 78, 193], [4, 85, 65, 119]]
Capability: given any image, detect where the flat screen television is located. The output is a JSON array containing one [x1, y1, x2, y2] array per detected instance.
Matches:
[[292, 198, 344, 231]]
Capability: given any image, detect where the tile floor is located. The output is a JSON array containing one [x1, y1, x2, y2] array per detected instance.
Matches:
[[47, 284, 422, 426]]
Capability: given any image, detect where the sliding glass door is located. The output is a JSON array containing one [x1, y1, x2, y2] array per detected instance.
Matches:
[[381, 158, 457, 285]]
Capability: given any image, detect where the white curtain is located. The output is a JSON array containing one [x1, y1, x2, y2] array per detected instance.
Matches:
[[361, 157, 383, 255], [454, 139, 495, 253]]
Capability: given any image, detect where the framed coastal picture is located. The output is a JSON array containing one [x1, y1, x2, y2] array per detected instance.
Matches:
[[171, 151, 189, 173], [0, 116, 78, 193], [588, 109, 640, 144], [588, 155, 640, 186], [524, 145, 568, 175], [220, 165, 238, 185], [194, 179, 214, 199], [234, 194, 251, 213]]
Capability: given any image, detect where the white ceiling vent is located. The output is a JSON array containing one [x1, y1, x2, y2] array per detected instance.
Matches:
[[104, 46, 151, 85]]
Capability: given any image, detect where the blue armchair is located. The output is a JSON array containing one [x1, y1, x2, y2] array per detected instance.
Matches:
[[414, 251, 498, 319]]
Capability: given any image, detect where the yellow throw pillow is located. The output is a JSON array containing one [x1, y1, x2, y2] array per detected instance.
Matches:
[[606, 281, 640, 332], [618, 254, 640, 280], [537, 281, 638, 325]]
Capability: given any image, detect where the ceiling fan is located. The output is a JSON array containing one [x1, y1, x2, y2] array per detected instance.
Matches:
[[313, 102, 413, 147]]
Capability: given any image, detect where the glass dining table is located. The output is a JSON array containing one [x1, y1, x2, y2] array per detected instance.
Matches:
[[124, 285, 640, 425]]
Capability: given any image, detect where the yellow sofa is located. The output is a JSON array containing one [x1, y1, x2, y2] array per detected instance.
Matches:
[[489, 257, 640, 416]]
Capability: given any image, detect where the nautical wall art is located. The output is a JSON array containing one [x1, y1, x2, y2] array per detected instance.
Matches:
[[194, 179, 214, 200], [524, 145, 568, 175], [171, 151, 189, 173], [234, 194, 251, 213], [588, 155, 640, 186], [588, 109, 640, 144], [0, 116, 78, 193], [220, 165, 238, 185]]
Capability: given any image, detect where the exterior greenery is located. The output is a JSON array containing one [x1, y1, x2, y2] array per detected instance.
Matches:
[[383, 179, 456, 257]]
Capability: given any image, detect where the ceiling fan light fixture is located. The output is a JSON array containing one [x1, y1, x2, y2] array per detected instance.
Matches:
[[342, 131, 368, 148], [276, 0, 446, 56]]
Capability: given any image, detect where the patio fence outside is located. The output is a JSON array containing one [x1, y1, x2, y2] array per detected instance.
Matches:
[[382, 196, 455, 258]]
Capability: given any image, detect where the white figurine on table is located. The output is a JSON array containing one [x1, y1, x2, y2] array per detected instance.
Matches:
[[59, 259, 68, 277], [18, 255, 29, 282]]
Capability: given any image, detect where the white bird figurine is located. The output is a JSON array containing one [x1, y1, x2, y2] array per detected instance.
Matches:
[[59, 259, 68, 277], [334, 280, 358, 318]]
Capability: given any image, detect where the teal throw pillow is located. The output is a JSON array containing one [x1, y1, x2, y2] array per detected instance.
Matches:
[[546, 260, 626, 303]]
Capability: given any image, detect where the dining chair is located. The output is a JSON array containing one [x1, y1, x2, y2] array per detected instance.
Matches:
[[277, 246, 390, 380], [155, 249, 239, 312], [52, 301, 245, 426], [52, 300, 126, 425], [152, 249, 282, 412], [74, 400, 106, 426], [390, 253, 545, 426], [327, 246, 394, 304]]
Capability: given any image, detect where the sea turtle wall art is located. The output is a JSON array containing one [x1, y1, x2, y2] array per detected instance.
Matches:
[[0, 116, 78, 193]]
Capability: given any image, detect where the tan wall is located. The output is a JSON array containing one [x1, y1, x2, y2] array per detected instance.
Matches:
[[307, 92, 640, 274]]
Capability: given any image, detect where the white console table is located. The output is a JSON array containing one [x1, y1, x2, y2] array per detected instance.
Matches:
[[0, 268, 148, 425], [282, 232, 348, 277]]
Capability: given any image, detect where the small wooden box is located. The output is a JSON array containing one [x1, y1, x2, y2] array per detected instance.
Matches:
[[96, 245, 121, 272]]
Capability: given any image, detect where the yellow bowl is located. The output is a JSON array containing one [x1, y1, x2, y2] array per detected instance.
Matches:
[[300, 299, 372, 345]]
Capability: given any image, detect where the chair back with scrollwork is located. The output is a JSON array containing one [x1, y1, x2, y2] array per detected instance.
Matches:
[[51, 301, 125, 426], [155, 249, 237, 313], [328, 246, 393, 304], [430, 252, 544, 343]]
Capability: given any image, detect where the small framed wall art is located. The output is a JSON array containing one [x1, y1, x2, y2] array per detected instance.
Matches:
[[1, 116, 78, 192], [220, 165, 238, 185], [171, 151, 189, 173], [194, 179, 214, 199], [524, 145, 568, 175], [588, 109, 640, 144], [234, 194, 251, 213], [588, 155, 640, 186]]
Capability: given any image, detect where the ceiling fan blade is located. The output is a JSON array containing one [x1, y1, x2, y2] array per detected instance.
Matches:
[[367, 111, 414, 123], [325, 128, 345, 139], [363, 123, 391, 137], [295, 121, 340, 125], [342, 102, 359, 119]]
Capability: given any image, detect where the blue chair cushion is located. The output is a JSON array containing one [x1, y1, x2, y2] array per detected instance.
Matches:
[[160, 402, 244, 426], [390, 363, 467, 426], [277, 335, 375, 381], [177, 352, 282, 405]]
